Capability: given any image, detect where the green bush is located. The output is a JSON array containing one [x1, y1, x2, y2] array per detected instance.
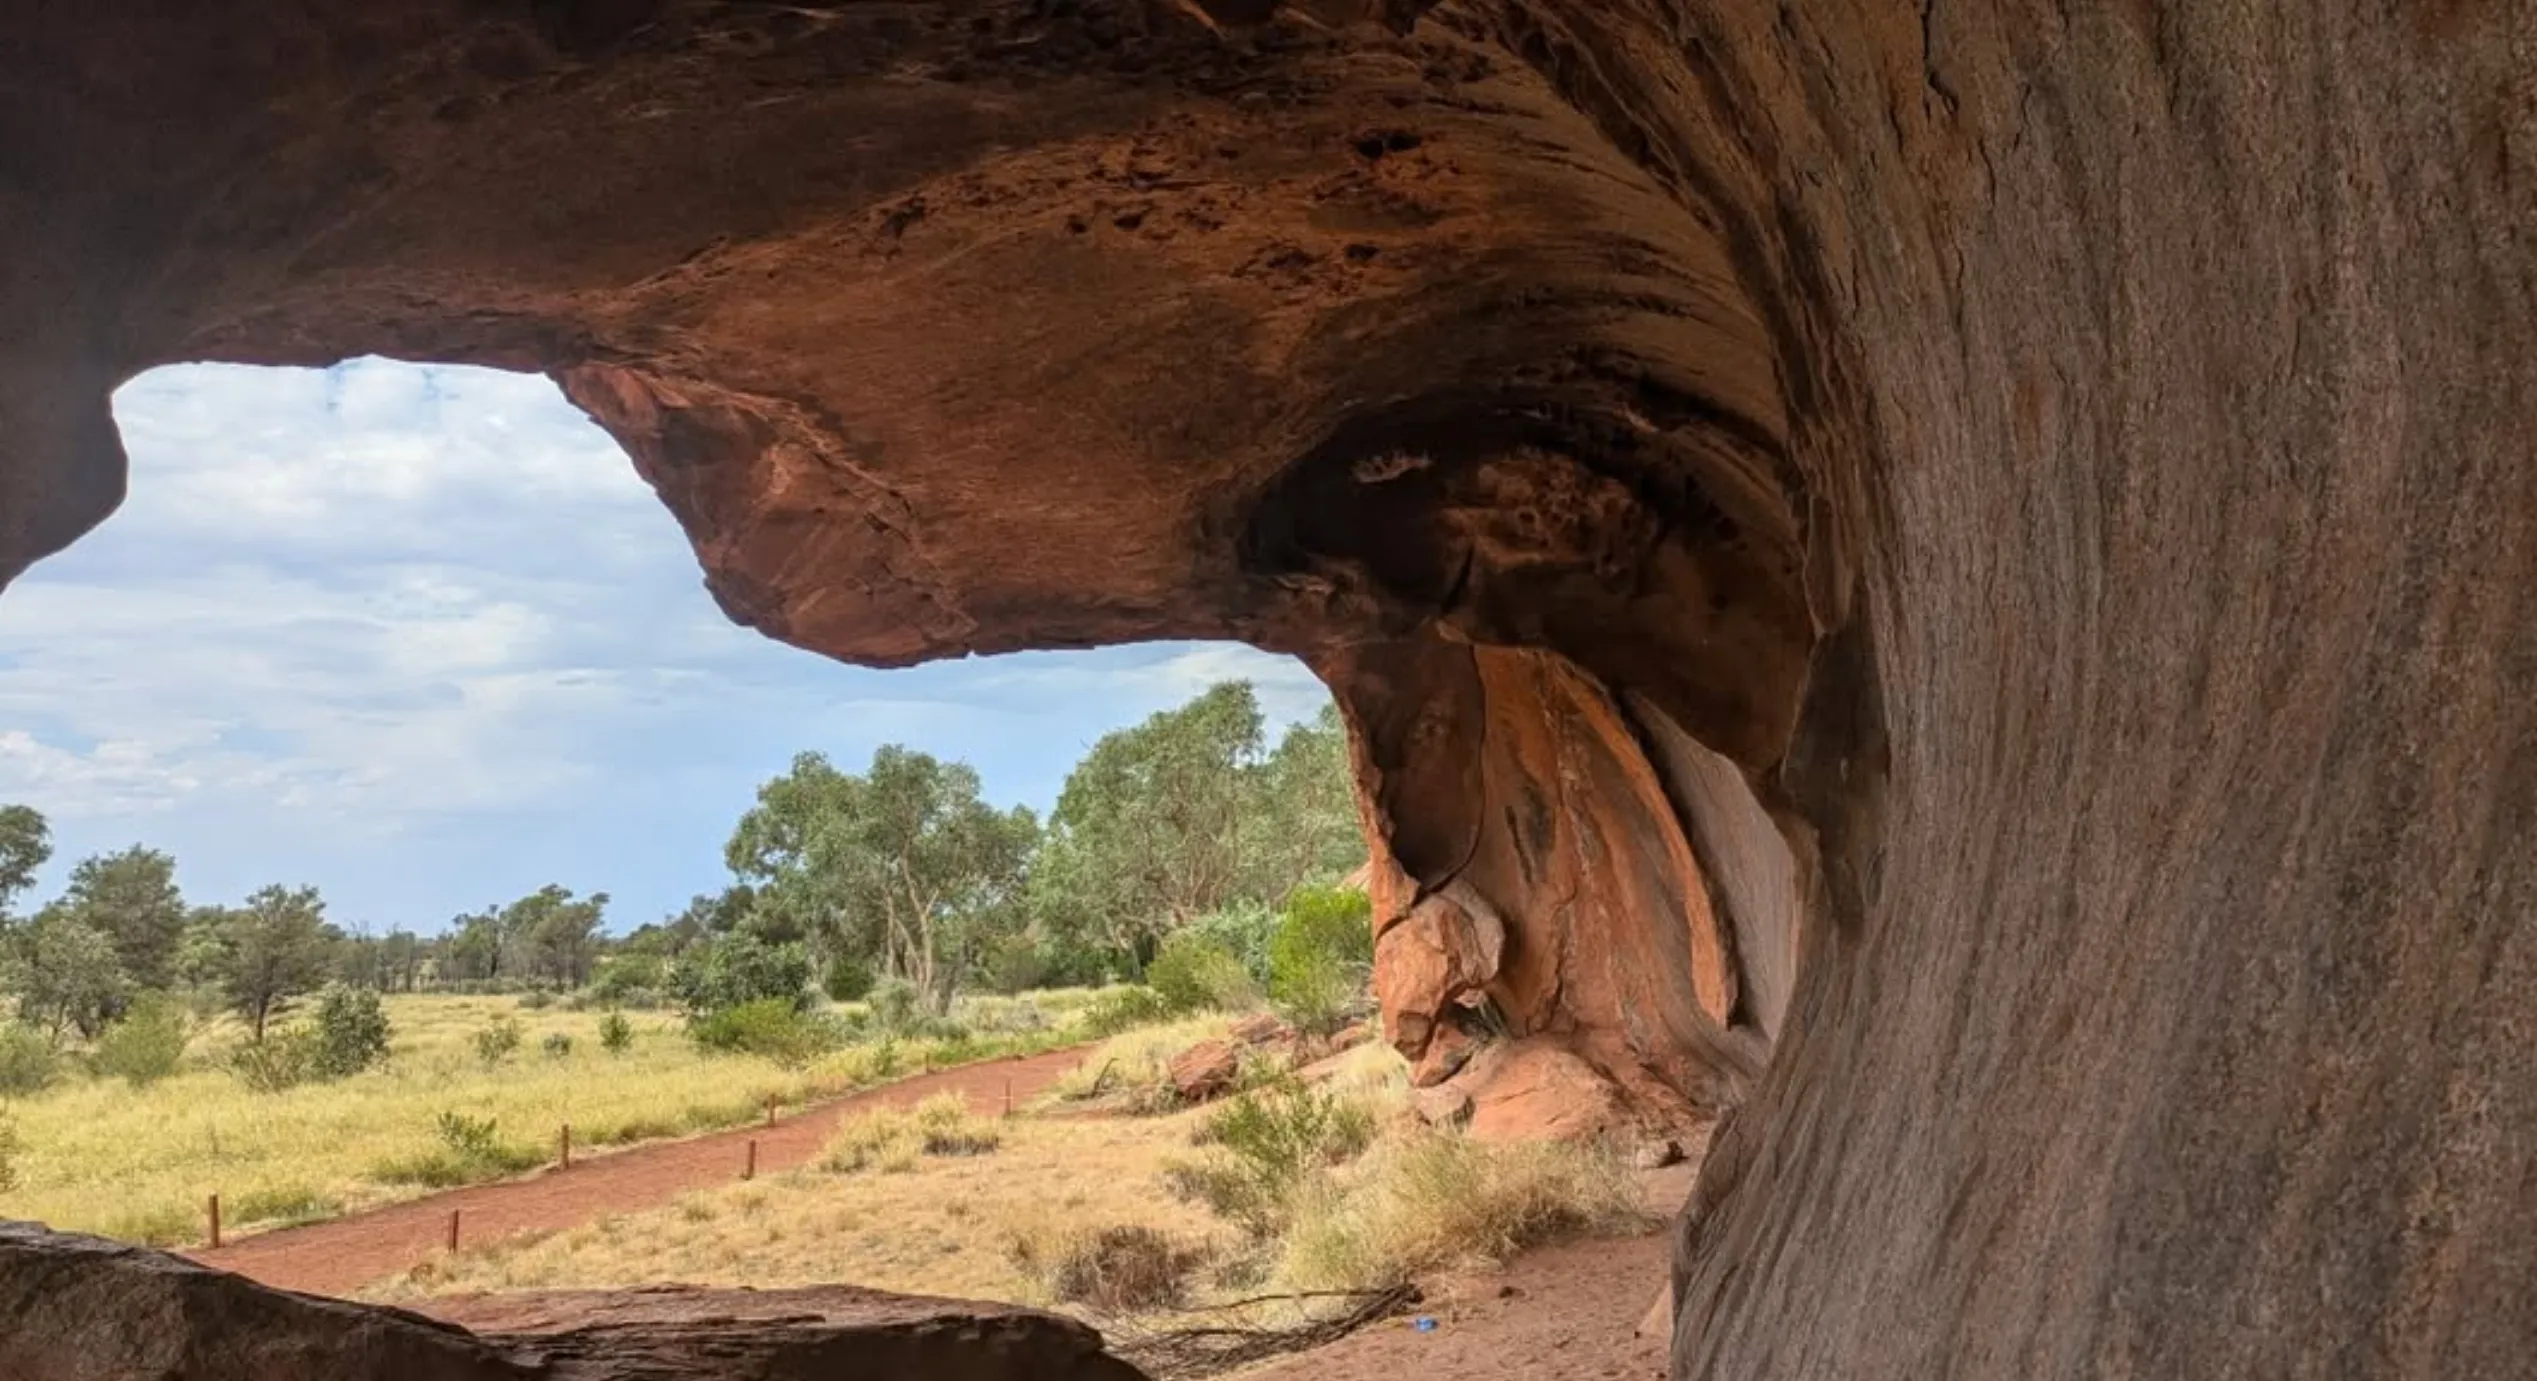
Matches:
[[0, 1022, 58, 1097], [669, 933, 813, 1017], [979, 933, 1050, 996], [518, 989, 555, 1011], [1147, 932, 1258, 1015], [868, 976, 922, 1032], [1186, 900, 1280, 986], [91, 993, 188, 1087], [227, 1026, 323, 1093], [373, 1111, 545, 1187], [689, 997, 842, 1069], [823, 956, 875, 1002], [590, 952, 666, 1006], [541, 1031, 574, 1059], [1165, 1079, 1374, 1235], [1080, 986, 1172, 1038], [312, 984, 393, 1079], [0, 1111, 21, 1192], [1268, 886, 1374, 1037], [473, 1014, 524, 1067], [598, 1011, 634, 1054]]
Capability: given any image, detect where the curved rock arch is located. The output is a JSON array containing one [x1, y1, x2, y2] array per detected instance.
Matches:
[[5, 3, 2531, 1378]]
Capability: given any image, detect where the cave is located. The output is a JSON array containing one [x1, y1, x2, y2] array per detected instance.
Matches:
[[4, 2, 2533, 1378]]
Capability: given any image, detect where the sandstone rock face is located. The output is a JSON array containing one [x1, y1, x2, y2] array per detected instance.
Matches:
[[1454, 1037, 1623, 1144], [0, 1223, 1144, 1381], [6, 4, 2534, 1379]]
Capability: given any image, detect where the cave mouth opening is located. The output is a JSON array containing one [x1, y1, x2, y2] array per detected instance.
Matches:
[[1, 349, 1812, 1315]]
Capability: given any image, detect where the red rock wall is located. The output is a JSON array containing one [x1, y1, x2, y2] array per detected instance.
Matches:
[[3, 3, 2533, 1378]]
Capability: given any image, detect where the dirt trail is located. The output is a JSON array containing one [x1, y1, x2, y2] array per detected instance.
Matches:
[[187, 1044, 1092, 1299]]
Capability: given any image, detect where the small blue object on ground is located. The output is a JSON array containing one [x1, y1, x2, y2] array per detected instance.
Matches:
[[1413, 1316, 1438, 1332]]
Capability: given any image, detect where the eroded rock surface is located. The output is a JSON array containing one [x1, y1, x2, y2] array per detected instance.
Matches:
[[5, 3, 2534, 1378], [0, 1223, 1143, 1380]]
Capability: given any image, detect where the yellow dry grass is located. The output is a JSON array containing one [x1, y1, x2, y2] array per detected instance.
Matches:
[[0, 992, 1092, 1247], [367, 1098, 1234, 1306]]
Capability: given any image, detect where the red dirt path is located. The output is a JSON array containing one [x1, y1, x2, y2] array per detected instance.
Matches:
[[186, 1044, 1092, 1299]]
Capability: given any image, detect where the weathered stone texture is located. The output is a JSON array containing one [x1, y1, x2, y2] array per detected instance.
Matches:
[[5, 2, 2533, 1377]]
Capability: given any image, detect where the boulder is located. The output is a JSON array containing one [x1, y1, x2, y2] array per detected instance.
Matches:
[[1455, 1039, 1623, 1145], [0, 1223, 1145, 1381], [1226, 1012, 1291, 1047], [1372, 889, 1505, 1060], [1411, 1085, 1475, 1129], [1166, 1038, 1242, 1104]]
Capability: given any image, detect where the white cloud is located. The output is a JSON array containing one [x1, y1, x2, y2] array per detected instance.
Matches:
[[0, 358, 1326, 928]]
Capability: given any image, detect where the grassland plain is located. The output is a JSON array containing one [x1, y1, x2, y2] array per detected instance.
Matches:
[[369, 1033, 1649, 1322], [0, 990, 1104, 1246]]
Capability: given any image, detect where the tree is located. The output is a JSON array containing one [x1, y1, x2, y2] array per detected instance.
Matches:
[[52, 846, 186, 992], [728, 746, 1039, 1010], [212, 886, 334, 1041], [0, 805, 49, 916], [502, 885, 609, 987], [442, 907, 505, 983], [378, 930, 424, 991], [1034, 682, 1267, 970], [1244, 705, 1364, 899], [4, 904, 126, 1040]]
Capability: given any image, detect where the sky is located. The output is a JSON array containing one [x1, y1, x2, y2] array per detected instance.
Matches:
[[0, 359, 1325, 935]]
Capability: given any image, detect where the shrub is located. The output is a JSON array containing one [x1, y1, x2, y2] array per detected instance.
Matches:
[[979, 933, 1049, 996], [1186, 900, 1280, 986], [590, 952, 666, 1006], [518, 989, 555, 1011], [230, 1183, 342, 1228], [227, 1026, 323, 1093], [1147, 932, 1258, 1015], [867, 976, 922, 1032], [818, 1093, 1001, 1173], [668, 933, 813, 1017], [0, 1111, 20, 1192], [1080, 985, 1172, 1038], [473, 1015, 523, 1067], [1165, 1079, 1374, 1234], [541, 1031, 574, 1059], [1279, 1134, 1649, 1290], [818, 1108, 920, 1174], [823, 956, 875, 1002], [0, 1022, 59, 1097], [913, 1091, 1002, 1156], [1268, 886, 1374, 1037], [312, 984, 393, 1079], [91, 993, 187, 1087], [689, 997, 842, 1069], [373, 1111, 545, 1187], [1010, 1224, 1208, 1313], [598, 1011, 634, 1054]]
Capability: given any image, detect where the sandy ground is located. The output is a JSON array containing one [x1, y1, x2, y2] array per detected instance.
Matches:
[[184, 1044, 1090, 1298]]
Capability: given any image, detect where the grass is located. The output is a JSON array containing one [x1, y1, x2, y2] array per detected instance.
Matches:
[[1044, 1015, 1234, 1110], [368, 1103, 1233, 1305], [1277, 1133, 1653, 1290], [0, 990, 1108, 1247], [370, 1035, 1649, 1331]]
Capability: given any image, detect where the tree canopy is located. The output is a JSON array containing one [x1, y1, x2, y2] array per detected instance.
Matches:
[[729, 746, 1038, 1011]]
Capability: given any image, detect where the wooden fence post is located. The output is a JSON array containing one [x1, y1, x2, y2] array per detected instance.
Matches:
[[765, 1096, 777, 1128], [745, 1138, 757, 1181], [447, 1209, 460, 1252], [206, 1193, 221, 1250], [559, 1123, 572, 1170]]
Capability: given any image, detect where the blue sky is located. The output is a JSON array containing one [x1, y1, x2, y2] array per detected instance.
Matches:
[[0, 359, 1323, 935]]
